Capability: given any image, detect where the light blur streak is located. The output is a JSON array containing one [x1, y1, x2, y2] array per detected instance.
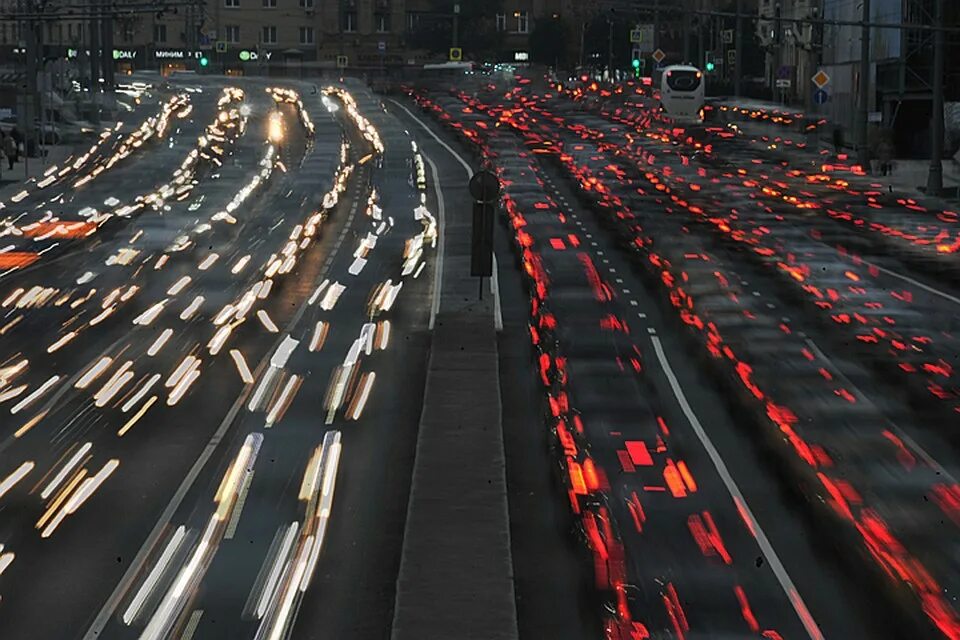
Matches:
[[376, 320, 391, 350], [166, 355, 198, 388], [167, 276, 192, 296], [0, 461, 34, 500], [307, 279, 329, 305], [41, 442, 92, 499], [41, 459, 119, 538], [270, 336, 299, 369], [229, 350, 254, 384], [265, 375, 301, 427], [180, 296, 205, 320], [348, 256, 367, 276], [93, 364, 134, 408], [148, 328, 174, 356], [249, 367, 279, 412], [122, 525, 187, 625], [347, 372, 375, 420], [198, 253, 219, 270], [76, 356, 112, 389], [0, 385, 26, 404], [133, 299, 168, 326], [118, 395, 158, 436], [47, 331, 78, 353], [122, 374, 161, 412], [10, 374, 60, 414], [0, 551, 14, 576], [257, 309, 279, 333], [0, 358, 28, 389], [232, 254, 251, 274], [167, 369, 201, 406], [318, 282, 346, 311], [309, 322, 329, 352], [255, 522, 300, 620], [207, 325, 233, 355]]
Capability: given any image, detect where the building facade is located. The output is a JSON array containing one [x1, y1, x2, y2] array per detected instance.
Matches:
[[0, 0, 570, 77]]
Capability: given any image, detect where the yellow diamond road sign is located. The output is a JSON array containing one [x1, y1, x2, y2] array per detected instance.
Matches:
[[652, 48, 666, 64], [449, 47, 462, 62], [812, 70, 830, 88]]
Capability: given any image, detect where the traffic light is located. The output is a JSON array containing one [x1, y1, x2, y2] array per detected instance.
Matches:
[[704, 51, 714, 72], [631, 46, 641, 78], [199, 56, 209, 67], [706, 61, 715, 72]]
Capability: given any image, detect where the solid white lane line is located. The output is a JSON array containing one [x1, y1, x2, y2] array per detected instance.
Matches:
[[423, 153, 446, 331], [393, 98, 504, 332], [861, 258, 960, 306], [389, 100, 473, 177], [649, 335, 825, 640]]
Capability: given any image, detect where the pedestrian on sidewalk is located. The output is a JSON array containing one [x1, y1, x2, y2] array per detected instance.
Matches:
[[878, 137, 894, 176], [832, 126, 844, 155], [2, 133, 16, 171]]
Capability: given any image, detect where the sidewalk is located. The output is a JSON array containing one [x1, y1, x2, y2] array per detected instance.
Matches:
[[0, 144, 78, 198]]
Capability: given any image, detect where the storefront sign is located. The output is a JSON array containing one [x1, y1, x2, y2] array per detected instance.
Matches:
[[238, 50, 272, 61], [112, 49, 138, 60], [155, 49, 203, 59]]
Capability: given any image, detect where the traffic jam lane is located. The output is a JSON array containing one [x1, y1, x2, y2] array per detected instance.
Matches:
[[407, 88, 843, 639], [408, 77, 960, 639]]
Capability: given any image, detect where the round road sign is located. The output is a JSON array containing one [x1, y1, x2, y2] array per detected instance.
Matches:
[[469, 170, 500, 203]]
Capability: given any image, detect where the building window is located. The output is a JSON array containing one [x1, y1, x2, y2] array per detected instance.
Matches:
[[406, 11, 423, 31], [375, 12, 390, 32], [299, 26, 314, 45], [342, 11, 357, 32], [263, 0, 276, 8], [225, 25, 240, 43], [299, 0, 313, 7], [225, 0, 239, 8], [261, 25, 276, 44], [153, 23, 167, 43], [57, 23, 63, 43], [514, 11, 528, 34], [496, 13, 506, 32]]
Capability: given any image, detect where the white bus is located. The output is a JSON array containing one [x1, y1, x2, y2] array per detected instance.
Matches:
[[658, 65, 705, 124]]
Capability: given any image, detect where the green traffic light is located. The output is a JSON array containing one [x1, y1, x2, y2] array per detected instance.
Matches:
[[200, 56, 209, 67], [706, 62, 715, 72], [632, 58, 640, 69]]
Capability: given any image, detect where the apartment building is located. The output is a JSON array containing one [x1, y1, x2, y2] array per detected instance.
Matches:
[[0, 0, 569, 76]]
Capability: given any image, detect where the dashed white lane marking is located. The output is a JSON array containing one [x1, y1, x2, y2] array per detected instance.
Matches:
[[649, 336, 825, 640]]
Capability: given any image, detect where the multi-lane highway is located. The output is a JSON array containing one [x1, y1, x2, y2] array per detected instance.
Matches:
[[0, 77, 439, 639], [3, 67, 960, 640], [406, 75, 960, 640]]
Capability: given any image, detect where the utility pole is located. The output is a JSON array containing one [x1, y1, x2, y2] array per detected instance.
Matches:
[[927, 0, 945, 195], [607, 14, 614, 77], [856, 0, 871, 171], [452, 3, 459, 49], [22, 0, 39, 170], [734, 0, 743, 97], [653, 0, 660, 53], [101, 6, 114, 90], [88, 0, 101, 123]]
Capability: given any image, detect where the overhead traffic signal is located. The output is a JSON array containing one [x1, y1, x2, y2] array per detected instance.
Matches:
[[631, 46, 642, 78], [199, 56, 210, 67]]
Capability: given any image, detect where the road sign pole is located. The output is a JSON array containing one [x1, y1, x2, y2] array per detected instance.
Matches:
[[927, 0, 945, 195], [856, 0, 871, 171], [734, 0, 743, 97]]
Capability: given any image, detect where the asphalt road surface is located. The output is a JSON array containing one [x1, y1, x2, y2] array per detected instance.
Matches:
[[0, 77, 437, 640]]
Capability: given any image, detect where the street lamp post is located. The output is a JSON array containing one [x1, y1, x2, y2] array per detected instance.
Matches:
[[927, 0, 945, 195], [856, 0, 871, 171]]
